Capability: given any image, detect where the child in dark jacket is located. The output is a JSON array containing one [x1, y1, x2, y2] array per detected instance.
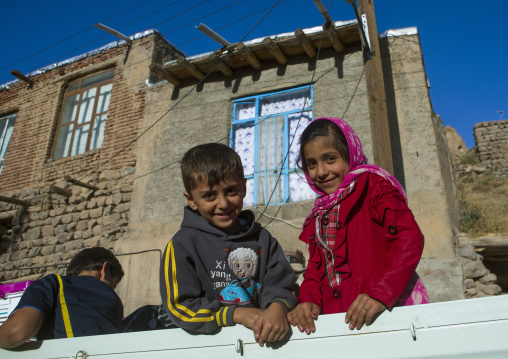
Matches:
[[0, 247, 124, 348], [287, 117, 429, 334], [160, 143, 297, 347]]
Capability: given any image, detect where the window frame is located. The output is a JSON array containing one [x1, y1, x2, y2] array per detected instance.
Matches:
[[0, 113, 16, 174], [51, 69, 114, 160], [231, 85, 314, 206]]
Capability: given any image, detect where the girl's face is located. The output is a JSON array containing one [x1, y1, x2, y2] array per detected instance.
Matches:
[[303, 135, 350, 195]]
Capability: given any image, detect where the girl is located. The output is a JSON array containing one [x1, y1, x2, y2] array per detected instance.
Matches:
[[288, 117, 429, 334]]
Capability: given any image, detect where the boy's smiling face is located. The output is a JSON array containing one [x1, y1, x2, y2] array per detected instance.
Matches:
[[185, 175, 246, 234]]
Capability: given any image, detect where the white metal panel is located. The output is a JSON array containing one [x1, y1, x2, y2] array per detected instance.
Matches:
[[1, 296, 507, 359]]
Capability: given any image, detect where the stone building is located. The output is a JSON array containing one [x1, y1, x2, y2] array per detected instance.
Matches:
[[1, 21, 463, 314]]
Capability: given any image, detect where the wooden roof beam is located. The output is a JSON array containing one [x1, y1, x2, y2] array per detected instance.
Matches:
[[149, 63, 181, 87], [0, 195, 31, 207], [49, 185, 72, 198], [10, 70, 34, 87], [262, 37, 287, 65], [64, 175, 99, 191], [208, 53, 233, 77], [237, 42, 262, 70], [294, 29, 317, 59], [323, 22, 345, 53], [177, 56, 205, 80]]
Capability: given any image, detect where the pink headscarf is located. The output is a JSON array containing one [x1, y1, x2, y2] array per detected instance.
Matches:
[[303, 117, 406, 224]]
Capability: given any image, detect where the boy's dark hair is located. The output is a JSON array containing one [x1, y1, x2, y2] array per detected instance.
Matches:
[[298, 119, 350, 172], [181, 143, 244, 193], [66, 247, 124, 281]]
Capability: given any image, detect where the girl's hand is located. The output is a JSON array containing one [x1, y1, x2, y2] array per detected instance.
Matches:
[[287, 302, 321, 334], [345, 294, 387, 330]]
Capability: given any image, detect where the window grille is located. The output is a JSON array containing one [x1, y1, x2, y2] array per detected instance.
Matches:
[[231, 86, 316, 206]]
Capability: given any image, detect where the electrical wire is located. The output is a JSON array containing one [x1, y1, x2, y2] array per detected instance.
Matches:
[[0, 0, 150, 73], [76, 0, 284, 182]]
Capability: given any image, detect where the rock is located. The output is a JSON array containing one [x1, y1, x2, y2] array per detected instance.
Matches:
[[113, 203, 130, 213], [76, 221, 88, 231], [90, 207, 104, 219], [478, 284, 502, 296], [479, 273, 497, 285], [458, 245, 477, 260], [41, 225, 55, 237], [99, 170, 121, 182], [61, 214, 73, 224], [464, 261, 489, 279], [25, 228, 42, 241], [464, 279, 475, 289], [55, 225, 67, 235]]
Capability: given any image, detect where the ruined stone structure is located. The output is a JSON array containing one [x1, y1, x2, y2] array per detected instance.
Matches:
[[473, 120, 508, 176]]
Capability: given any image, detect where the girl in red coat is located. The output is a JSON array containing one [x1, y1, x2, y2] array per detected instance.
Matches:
[[288, 117, 429, 334]]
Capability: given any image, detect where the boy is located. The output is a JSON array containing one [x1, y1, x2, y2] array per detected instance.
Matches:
[[0, 247, 124, 348], [160, 143, 297, 347]]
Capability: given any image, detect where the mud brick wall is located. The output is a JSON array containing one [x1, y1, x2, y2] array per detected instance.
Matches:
[[0, 168, 134, 282], [473, 120, 508, 176]]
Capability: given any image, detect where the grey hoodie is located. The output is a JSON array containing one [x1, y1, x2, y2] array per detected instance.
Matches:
[[160, 206, 297, 333]]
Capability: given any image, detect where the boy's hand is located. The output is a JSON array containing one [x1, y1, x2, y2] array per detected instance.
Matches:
[[252, 302, 289, 347], [345, 294, 386, 330], [287, 302, 321, 334], [233, 307, 264, 329]]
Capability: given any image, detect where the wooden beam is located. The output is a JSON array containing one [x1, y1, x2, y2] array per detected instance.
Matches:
[[10, 70, 34, 87], [294, 29, 317, 59], [357, 0, 393, 173], [149, 64, 182, 87], [49, 185, 72, 198], [94, 23, 131, 43], [208, 53, 233, 77], [63, 175, 99, 191], [323, 22, 345, 53], [237, 42, 262, 70], [0, 195, 31, 207], [177, 56, 205, 80], [262, 37, 287, 65]]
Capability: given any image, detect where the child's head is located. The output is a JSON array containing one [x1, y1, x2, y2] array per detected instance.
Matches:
[[299, 119, 351, 195], [181, 143, 246, 234], [67, 247, 124, 288]]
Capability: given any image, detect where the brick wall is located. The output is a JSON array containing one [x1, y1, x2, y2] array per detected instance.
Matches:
[[0, 33, 161, 193], [473, 120, 508, 176]]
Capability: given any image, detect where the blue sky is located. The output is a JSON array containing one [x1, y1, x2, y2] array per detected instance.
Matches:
[[1, 0, 506, 148]]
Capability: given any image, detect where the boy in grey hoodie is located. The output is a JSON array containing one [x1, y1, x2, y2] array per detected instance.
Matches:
[[160, 143, 297, 347]]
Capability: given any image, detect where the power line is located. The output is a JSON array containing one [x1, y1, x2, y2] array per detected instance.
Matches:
[[162, 0, 247, 37], [0, 0, 150, 73], [176, 0, 289, 47], [77, 0, 284, 182]]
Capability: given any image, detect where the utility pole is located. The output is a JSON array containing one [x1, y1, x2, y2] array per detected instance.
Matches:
[[356, 0, 394, 174]]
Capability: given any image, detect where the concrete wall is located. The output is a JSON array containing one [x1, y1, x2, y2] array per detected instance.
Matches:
[[380, 34, 458, 259], [119, 33, 462, 312]]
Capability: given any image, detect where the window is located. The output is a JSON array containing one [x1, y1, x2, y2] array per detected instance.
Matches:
[[53, 69, 114, 160], [231, 87, 316, 207], [0, 113, 16, 174]]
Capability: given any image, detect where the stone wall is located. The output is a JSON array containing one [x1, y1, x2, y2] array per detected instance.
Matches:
[[0, 168, 134, 283], [457, 242, 502, 298], [473, 119, 508, 176]]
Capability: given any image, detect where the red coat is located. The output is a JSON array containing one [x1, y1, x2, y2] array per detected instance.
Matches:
[[298, 172, 424, 314]]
